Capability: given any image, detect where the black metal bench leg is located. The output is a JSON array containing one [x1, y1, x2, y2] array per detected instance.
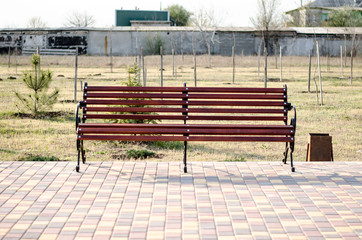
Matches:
[[290, 140, 295, 172], [81, 140, 86, 164], [290, 150, 295, 172], [183, 141, 187, 173], [283, 142, 289, 164], [76, 140, 80, 172]]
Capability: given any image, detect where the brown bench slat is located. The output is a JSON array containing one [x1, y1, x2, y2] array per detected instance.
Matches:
[[85, 114, 185, 120], [187, 116, 285, 121], [78, 128, 294, 135], [85, 107, 285, 114], [86, 107, 184, 113], [78, 123, 294, 129], [84, 114, 286, 121], [84, 99, 285, 106], [85, 92, 285, 100], [85, 86, 285, 93], [79, 135, 293, 142]]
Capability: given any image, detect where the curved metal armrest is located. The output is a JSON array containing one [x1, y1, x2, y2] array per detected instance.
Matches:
[[290, 105, 297, 131], [75, 101, 83, 130]]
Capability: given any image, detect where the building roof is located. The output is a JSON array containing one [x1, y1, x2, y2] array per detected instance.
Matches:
[[308, 0, 361, 7], [290, 27, 362, 34], [286, 0, 362, 13]]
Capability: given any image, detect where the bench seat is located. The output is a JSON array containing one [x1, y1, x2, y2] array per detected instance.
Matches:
[[77, 123, 294, 142]]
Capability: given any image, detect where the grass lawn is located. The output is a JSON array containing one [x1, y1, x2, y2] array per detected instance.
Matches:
[[0, 54, 361, 163]]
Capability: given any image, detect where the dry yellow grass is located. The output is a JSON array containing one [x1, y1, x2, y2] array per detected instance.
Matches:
[[0, 54, 361, 163]]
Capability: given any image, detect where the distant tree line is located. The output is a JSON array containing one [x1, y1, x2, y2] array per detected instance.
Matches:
[[326, 7, 362, 27], [27, 11, 96, 28]]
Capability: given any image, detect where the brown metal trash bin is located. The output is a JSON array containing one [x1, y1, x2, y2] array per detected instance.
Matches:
[[306, 133, 334, 161]]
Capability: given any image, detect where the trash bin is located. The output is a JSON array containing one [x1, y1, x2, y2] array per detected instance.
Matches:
[[306, 133, 334, 161]]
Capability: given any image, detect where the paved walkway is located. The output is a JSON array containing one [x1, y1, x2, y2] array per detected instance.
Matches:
[[0, 161, 361, 240]]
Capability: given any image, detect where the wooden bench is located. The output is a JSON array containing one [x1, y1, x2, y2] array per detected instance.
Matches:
[[76, 83, 297, 173]]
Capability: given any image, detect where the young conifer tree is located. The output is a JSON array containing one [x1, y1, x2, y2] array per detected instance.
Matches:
[[15, 54, 59, 117]]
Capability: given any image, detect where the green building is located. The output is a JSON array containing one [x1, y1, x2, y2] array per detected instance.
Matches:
[[115, 10, 170, 26]]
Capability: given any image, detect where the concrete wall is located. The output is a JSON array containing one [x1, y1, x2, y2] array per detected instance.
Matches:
[[279, 36, 359, 56], [0, 27, 360, 57], [88, 31, 133, 55], [86, 29, 360, 57]]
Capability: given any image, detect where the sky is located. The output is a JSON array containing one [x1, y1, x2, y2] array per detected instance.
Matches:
[[0, 0, 302, 28]]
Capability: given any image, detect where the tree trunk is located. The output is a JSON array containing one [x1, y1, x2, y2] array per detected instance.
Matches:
[[74, 48, 78, 102], [160, 46, 163, 87], [8, 46, 11, 68], [316, 41, 323, 106], [181, 32, 184, 71], [193, 52, 197, 87], [340, 45, 343, 76], [110, 30, 113, 73], [279, 46, 282, 82], [258, 43, 261, 79], [274, 42, 278, 69], [232, 46, 235, 84], [350, 35, 355, 85], [207, 44, 211, 68], [308, 49, 312, 93], [264, 44, 268, 88]]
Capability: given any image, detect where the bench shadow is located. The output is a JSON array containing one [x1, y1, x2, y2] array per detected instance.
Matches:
[[80, 162, 362, 187], [195, 164, 362, 186]]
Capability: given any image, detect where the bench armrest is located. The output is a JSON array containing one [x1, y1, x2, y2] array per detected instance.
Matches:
[[290, 105, 296, 131], [75, 101, 83, 130]]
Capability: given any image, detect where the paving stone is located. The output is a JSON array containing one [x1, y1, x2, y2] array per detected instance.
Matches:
[[0, 162, 361, 239]]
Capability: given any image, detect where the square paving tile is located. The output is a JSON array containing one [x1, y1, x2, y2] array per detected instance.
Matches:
[[0, 161, 361, 239]]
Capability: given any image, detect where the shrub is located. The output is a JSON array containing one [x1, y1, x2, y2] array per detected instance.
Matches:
[[144, 33, 165, 55], [126, 149, 156, 159], [15, 54, 59, 117]]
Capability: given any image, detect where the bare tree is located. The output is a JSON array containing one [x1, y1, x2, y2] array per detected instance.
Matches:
[[65, 11, 95, 27], [191, 8, 219, 28], [191, 8, 221, 68], [349, 28, 360, 84], [27, 17, 47, 28], [250, 0, 283, 87]]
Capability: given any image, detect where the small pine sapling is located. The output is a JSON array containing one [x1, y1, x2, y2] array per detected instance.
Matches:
[[15, 54, 59, 117], [112, 63, 159, 124]]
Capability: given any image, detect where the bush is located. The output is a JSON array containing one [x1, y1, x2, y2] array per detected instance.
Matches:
[[126, 149, 156, 159], [144, 33, 165, 55]]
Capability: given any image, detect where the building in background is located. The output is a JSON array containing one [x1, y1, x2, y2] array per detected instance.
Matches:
[[115, 10, 170, 27], [286, 0, 362, 27]]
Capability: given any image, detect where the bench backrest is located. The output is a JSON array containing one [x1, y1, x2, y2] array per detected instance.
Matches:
[[80, 83, 291, 125]]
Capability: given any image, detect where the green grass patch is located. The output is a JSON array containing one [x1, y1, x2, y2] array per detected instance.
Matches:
[[147, 141, 184, 150], [19, 154, 60, 161], [224, 156, 246, 162], [0, 111, 73, 121], [0, 148, 17, 154], [126, 149, 156, 159]]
